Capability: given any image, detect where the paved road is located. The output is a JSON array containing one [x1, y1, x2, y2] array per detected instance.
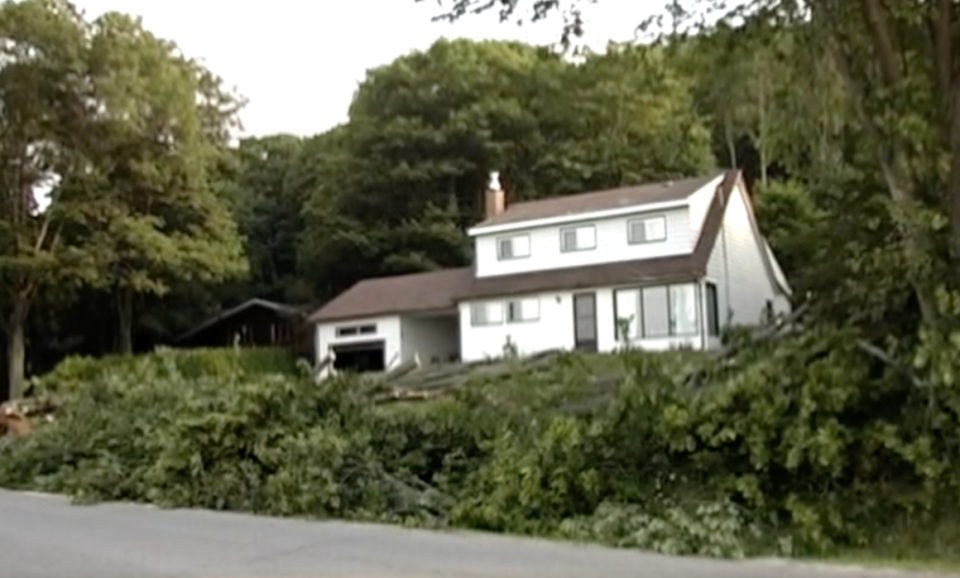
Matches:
[[0, 490, 952, 578]]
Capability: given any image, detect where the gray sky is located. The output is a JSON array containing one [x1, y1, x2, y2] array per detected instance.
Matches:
[[74, 0, 656, 137]]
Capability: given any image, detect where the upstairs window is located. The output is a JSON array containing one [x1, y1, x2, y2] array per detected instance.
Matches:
[[497, 234, 531, 260], [627, 215, 667, 244], [560, 225, 597, 252]]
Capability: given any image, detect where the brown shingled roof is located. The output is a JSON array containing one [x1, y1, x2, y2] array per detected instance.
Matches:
[[465, 170, 737, 298], [307, 267, 474, 323], [307, 170, 743, 323], [472, 171, 727, 229]]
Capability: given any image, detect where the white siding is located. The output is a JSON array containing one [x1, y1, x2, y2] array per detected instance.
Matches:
[[705, 179, 789, 329], [315, 315, 402, 375], [765, 241, 792, 314], [473, 207, 695, 278], [687, 181, 714, 239], [401, 315, 460, 365], [458, 286, 704, 362]]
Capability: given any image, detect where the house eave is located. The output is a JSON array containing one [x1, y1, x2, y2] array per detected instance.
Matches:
[[309, 305, 459, 325], [466, 198, 692, 237]]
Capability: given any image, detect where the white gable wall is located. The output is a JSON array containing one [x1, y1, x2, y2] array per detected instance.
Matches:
[[705, 178, 790, 330], [473, 206, 695, 278], [687, 181, 715, 239], [315, 315, 402, 373]]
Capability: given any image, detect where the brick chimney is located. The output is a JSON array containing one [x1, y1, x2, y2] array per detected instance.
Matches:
[[484, 171, 505, 219]]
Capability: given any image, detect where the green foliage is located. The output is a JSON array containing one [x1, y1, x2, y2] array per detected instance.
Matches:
[[451, 415, 601, 533], [0, 0, 246, 393], [559, 500, 752, 558], [4, 325, 960, 563], [295, 38, 716, 300], [37, 347, 297, 390]]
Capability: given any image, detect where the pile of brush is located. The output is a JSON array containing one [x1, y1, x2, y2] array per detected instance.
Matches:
[[0, 397, 57, 437]]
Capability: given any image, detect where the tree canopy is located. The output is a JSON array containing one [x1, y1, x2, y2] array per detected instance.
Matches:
[[0, 0, 245, 395], [1, 0, 954, 405]]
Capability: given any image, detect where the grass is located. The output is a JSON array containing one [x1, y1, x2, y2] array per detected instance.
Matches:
[[826, 518, 960, 573]]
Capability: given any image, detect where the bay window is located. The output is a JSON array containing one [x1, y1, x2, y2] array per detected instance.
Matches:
[[613, 283, 700, 340]]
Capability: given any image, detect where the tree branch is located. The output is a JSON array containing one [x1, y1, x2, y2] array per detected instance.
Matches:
[[858, 0, 901, 86], [931, 0, 952, 118], [814, 5, 938, 324]]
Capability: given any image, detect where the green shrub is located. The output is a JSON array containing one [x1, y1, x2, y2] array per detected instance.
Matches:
[[558, 500, 753, 558], [37, 346, 298, 394], [2, 324, 960, 562]]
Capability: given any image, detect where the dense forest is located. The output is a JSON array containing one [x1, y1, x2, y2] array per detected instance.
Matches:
[[0, 0, 953, 400]]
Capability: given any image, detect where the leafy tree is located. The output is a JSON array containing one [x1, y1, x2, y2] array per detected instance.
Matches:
[[222, 135, 309, 303], [0, 0, 249, 396], [78, 11, 247, 354], [425, 0, 960, 329], [0, 0, 105, 398], [545, 42, 714, 191], [299, 37, 715, 298]]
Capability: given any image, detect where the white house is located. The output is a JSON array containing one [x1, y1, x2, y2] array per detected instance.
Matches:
[[306, 169, 792, 375]]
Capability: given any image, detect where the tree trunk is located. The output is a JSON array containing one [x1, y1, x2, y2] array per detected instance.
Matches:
[[6, 300, 27, 400], [724, 114, 737, 169], [815, 10, 940, 324], [760, 145, 768, 186], [758, 75, 768, 187], [116, 289, 134, 355], [942, 37, 960, 281]]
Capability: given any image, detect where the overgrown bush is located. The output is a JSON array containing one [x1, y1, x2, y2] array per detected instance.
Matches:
[[36, 346, 298, 393], [2, 329, 960, 561]]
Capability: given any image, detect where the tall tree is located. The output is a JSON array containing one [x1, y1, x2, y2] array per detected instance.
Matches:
[[0, 0, 106, 398], [425, 0, 960, 328], [299, 37, 715, 299], [225, 134, 309, 303], [545, 42, 714, 191], [80, 11, 247, 354]]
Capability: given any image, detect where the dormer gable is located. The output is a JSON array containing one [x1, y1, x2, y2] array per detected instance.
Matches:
[[467, 171, 729, 279], [468, 171, 727, 237]]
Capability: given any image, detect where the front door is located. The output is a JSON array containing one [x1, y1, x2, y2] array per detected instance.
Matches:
[[573, 292, 598, 352]]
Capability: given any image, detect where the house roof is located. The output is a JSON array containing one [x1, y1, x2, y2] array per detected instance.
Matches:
[[306, 267, 474, 323], [471, 171, 726, 230], [175, 298, 306, 343], [466, 172, 735, 299], [305, 170, 784, 324]]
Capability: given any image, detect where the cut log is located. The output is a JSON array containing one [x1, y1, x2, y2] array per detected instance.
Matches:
[[0, 401, 34, 437], [683, 302, 811, 388], [374, 388, 443, 405], [313, 352, 336, 383], [384, 354, 421, 381]]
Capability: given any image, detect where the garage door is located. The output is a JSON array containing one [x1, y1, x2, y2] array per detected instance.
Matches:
[[332, 340, 386, 374]]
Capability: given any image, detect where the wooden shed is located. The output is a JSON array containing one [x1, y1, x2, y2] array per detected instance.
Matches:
[[174, 298, 314, 357]]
